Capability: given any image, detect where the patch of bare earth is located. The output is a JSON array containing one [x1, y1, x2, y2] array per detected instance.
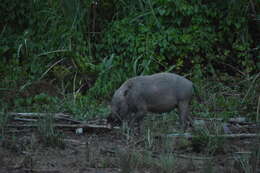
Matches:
[[1, 114, 259, 173], [0, 131, 122, 173]]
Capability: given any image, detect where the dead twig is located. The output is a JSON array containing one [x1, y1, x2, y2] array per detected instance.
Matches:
[[242, 72, 260, 104], [218, 62, 246, 76], [39, 58, 64, 80], [257, 95, 260, 122], [195, 117, 223, 121]]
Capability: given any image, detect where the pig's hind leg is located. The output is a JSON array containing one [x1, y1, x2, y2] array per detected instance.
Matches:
[[178, 100, 190, 131]]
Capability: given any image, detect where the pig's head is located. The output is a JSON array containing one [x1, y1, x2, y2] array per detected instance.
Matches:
[[107, 88, 129, 127]]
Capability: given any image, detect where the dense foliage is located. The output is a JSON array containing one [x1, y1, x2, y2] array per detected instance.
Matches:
[[0, 0, 259, 117]]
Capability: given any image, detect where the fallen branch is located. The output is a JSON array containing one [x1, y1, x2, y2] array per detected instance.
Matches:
[[173, 152, 253, 161], [9, 112, 82, 124], [165, 133, 259, 139], [194, 117, 255, 125], [86, 118, 107, 125], [13, 117, 37, 122], [100, 148, 117, 155], [174, 154, 213, 160], [55, 117, 82, 124], [7, 123, 119, 130], [64, 139, 86, 145], [21, 168, 60, 173], [9, 112, 70, 118], [5, 129, 32, 134]]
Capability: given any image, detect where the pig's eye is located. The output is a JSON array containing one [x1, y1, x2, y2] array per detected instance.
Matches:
[[113, 106, 119, 115]]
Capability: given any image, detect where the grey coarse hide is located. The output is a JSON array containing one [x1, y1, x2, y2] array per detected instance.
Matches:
[[107, 72, 194, 130]]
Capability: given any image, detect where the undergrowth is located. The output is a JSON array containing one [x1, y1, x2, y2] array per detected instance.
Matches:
[[37, 113, 65, 149]]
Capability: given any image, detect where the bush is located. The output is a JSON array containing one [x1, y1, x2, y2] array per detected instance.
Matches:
[[0, 0, 258, 105], [90, 0, 257, 98]]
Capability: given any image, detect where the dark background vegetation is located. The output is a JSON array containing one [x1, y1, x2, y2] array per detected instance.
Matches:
[[0, 0, 259, 119], [0, 1, 260, 172]]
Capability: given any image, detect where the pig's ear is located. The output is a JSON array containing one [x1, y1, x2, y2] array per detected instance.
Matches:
[[123, 82, 132, 97], [123, 89, 129, 97]]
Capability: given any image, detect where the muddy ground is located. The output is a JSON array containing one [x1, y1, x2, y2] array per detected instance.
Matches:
[[0, 114, 260, 173], [0, 115, 260, 173]]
